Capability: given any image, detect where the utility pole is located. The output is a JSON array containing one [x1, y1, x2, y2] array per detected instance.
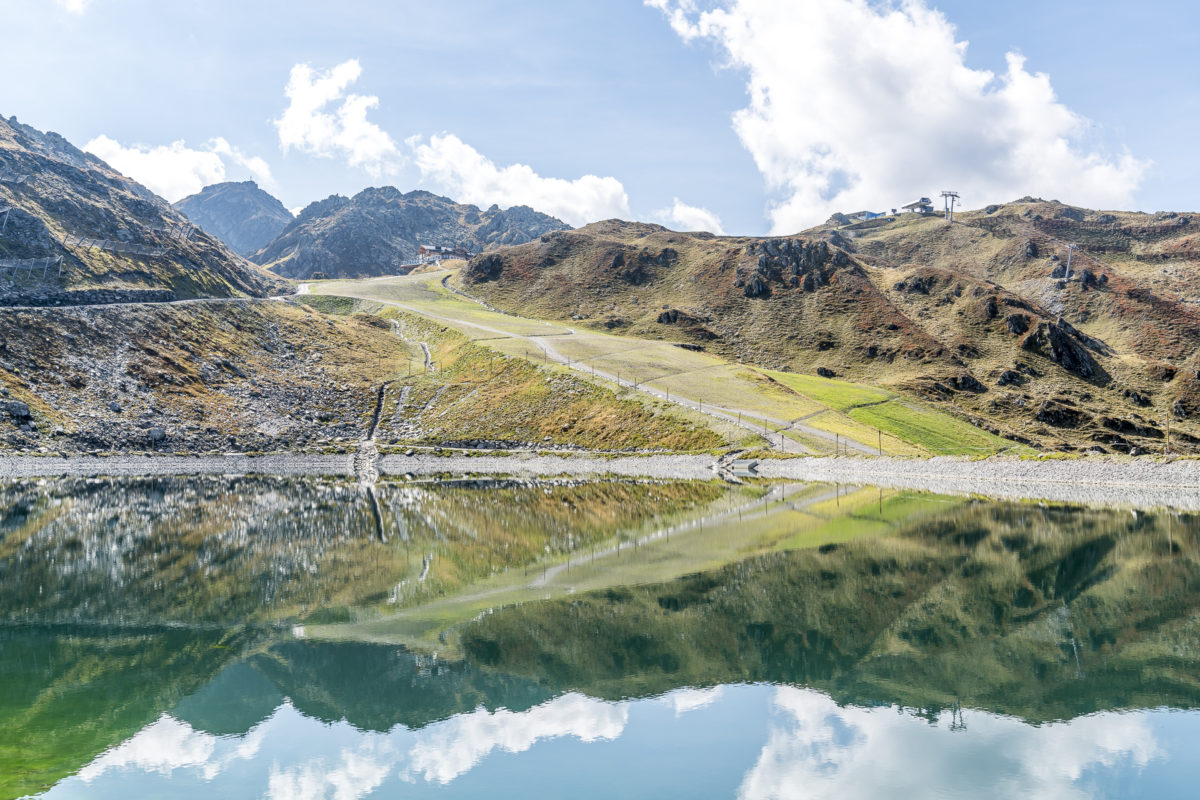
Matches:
[[1064, 243, 1078, 281], [941, 191, 960, 223]]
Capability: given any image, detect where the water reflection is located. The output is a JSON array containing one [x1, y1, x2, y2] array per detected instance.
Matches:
[[34, 676, 1195, 800], [0, 476, 729, 625], [2, 478, 1200, 798]]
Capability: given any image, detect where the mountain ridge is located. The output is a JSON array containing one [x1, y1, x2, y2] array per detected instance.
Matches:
[[0, 115, 284, 301], [252, 186, 571, 279]]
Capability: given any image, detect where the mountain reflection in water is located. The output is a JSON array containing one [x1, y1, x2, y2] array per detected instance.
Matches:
[[2, 477, 1199, 799]]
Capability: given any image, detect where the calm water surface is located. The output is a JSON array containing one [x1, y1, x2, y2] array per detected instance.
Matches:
[[2, 476, 1199, 799]]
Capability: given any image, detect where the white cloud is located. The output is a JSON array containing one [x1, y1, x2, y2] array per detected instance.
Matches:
[[77, 715, 217, 781], [268, 745, 392, 800], [409, 133, 630, 227], [738, 687, 1159, 800], [647, 0, 1149, 233], [55, 0, 91, 13], [272, 59, 627, 224], [669, 686, 725, 715], [84, 135, 225, 201], [656, 197, 725, 233], [403, 692, 629, 784], [83, 134, 274, 201], [210, 136, 274, 187], [76, 713, 266, 784], [275, 59, 401, 175]]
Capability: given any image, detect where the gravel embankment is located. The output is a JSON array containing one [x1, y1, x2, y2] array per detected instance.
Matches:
[[0, 453, 353, 479], [4, 452, 1200, 510], [757, 456, 1200, 510], [379, 452, 718, 481]]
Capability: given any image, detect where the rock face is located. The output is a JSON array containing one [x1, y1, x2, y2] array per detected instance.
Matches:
[[0, 115, 284, 302], [1021, 320, 1109, 383], [251, 187, 570, 279], [174, 181, 293, 256]]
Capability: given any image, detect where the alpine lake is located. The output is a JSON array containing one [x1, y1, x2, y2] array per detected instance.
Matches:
[[3, 474, 1200, 799]]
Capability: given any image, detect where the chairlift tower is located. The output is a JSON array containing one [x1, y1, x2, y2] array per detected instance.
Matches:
[[1064, 243, 1078, 281], [941, 191, 960, 223]]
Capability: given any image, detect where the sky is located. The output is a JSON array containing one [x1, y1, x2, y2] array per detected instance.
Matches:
[[1, 0, 1197, 235]]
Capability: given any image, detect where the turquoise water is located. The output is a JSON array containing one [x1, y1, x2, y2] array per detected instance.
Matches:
[[3, 477, 1200, 798]]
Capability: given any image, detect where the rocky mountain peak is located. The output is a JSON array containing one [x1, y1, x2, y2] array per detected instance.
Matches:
[[174, 181, 293, 257]]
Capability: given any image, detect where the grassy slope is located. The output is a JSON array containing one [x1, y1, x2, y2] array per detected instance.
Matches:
[[318, 272, 1013, 456], [303, 294, 728, 451], [766, 371, 1015, 455]]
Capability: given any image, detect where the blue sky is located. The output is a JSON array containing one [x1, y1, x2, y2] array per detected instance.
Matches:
[[1, 0, 1196, 234]]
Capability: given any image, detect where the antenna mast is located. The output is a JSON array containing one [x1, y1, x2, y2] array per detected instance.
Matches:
[[941, 191, 960, 223]]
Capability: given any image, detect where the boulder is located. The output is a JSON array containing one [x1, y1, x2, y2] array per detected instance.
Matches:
[[3, 400, 31, 420], [948, 374, 987, 393], [1122, 388, 1151, 407], [1005, 314, 1030, 335], [1036, 400, 1089, 428], [996, 370, 1026, 387], [816, 367, 837, 378]]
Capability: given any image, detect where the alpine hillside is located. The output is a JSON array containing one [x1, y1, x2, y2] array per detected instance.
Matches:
[[459, 200, 1200, 455], [0, 115, 285, 303]]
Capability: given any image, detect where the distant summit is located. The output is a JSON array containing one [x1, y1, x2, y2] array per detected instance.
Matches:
[[251, 186, 571, 279], [174, 181, 293, 257]]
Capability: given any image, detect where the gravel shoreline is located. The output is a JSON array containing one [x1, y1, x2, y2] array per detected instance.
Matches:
[[0, 453, 353, 479], [378, 453, 718, 481], [757, 456, 1200, 510], [2, 452, 1200, 509]]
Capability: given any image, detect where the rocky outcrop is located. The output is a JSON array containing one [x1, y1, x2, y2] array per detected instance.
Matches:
[[1021, 320, 1110, 383], [252, 187, 570, 279], [467, 254, 505, 282], [996, 370, 1026, 387], [174, 181, 293, 256], [744, 237, 838, 296]]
